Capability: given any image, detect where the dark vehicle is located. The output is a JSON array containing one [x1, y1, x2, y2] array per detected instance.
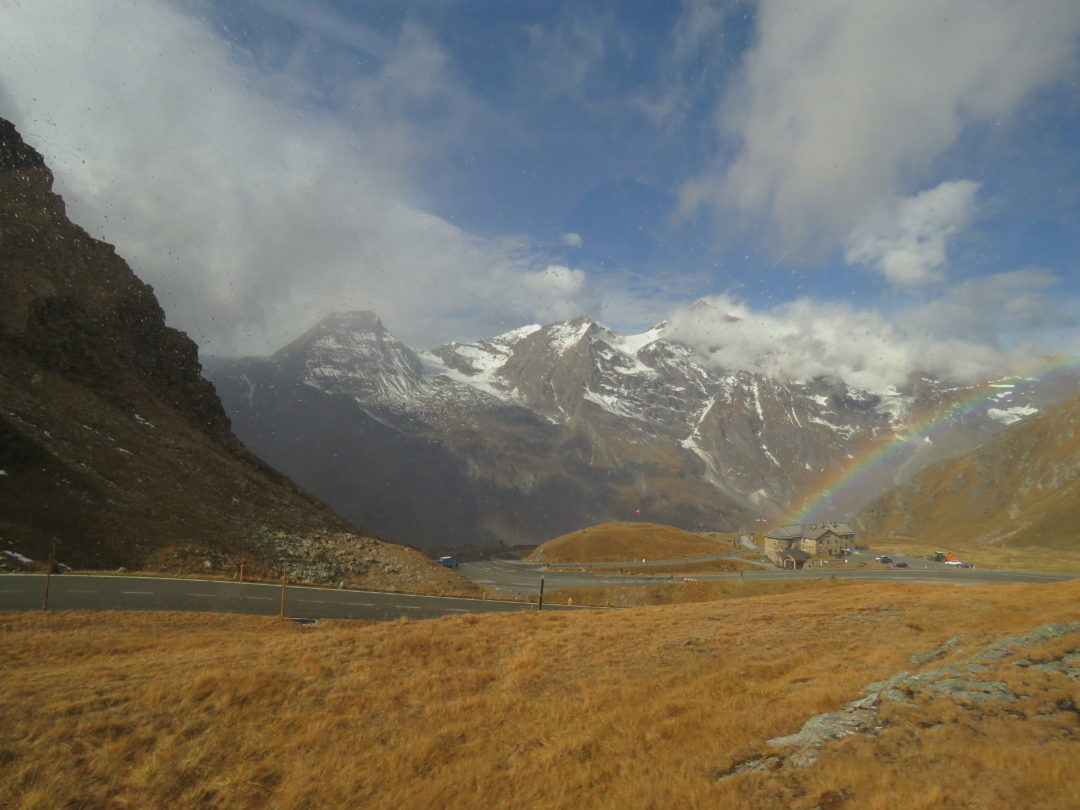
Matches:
[[892, 562, 908, 568], [435, 555, 458, 569], [878, 556, 893, 564]]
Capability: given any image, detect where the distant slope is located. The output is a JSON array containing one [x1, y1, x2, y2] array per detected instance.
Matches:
[[530, 521, 730, 563], [856, 391, 1080, 550], [0, 118, 473, 594]]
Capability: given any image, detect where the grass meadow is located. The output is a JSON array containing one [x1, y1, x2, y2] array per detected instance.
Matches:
[[2, 578, 1079, 809]]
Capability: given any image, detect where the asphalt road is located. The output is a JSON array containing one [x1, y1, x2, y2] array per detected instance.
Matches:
[[460, 555, 1076, 596], [0, 574, 582, 621]]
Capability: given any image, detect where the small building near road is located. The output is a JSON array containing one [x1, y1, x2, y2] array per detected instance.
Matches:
[[779, 548, 813, 570], [764, 522, 857, 565]]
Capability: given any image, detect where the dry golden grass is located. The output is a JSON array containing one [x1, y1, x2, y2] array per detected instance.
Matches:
[[529, 577, 857, 607], [545, 556, 756, 575], [530, 521, 733, 563], [3, 579, 1079, 809]]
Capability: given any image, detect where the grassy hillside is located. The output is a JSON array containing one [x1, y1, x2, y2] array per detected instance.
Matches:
[[529, 521, 735, 563], [4, 580, 1078, 809], [856, 392, 1080, 552]]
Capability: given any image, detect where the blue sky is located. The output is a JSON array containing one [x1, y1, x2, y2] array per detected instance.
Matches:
[[1, 0, 1078, 389]]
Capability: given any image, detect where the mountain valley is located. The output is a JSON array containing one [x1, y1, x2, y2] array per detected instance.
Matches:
[[208, 310, 1075, 549]]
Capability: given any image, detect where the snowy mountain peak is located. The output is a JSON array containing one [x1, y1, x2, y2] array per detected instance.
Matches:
[[273, 310, 426, 405]]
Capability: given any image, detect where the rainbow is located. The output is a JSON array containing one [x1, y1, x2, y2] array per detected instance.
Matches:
[[783, 353, 1080, 525]]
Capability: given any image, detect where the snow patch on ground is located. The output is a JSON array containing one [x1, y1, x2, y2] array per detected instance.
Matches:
[[546, 321, 592, 354], [492, 323, 542, 344], [613, 324, 665, 356], [583, 388, 645, 421], [987, 405, 1039, 425], [874, 387, 911, 426], [751, 380, 765, 421], [418, 351, 514, 401]]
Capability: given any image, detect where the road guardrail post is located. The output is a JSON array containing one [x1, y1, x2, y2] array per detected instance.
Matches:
[[42, 542, 55, 611]]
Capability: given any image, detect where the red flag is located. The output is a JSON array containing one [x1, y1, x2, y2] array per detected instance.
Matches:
[[633, 509, 640, 514]]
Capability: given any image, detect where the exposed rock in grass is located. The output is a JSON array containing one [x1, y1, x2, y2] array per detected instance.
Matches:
[[758, 621, 1080, 774]]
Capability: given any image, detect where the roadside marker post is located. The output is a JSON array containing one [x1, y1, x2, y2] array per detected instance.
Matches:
[[538, 576, 545, 611], [42, 542, 56, 611], [279, 576, 287, 619]]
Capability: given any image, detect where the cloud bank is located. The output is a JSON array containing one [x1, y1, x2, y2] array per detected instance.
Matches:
[[845, 180, 981, 287], [683, 0, 1080, 283], [666, 269, 1074, 392], [0, 0, 605, 356]]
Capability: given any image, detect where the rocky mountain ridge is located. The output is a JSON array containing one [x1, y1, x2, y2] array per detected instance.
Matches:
[[0, 118, 472, 594], [207, 308, 1074, 548]]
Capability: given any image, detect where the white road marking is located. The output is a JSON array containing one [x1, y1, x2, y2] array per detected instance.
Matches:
[[244, 596, 273, 601], [297, 599, 327, 604], [444, 608, 469, 612], [188, 593, 216, 597], [399, 605, 422, 610], [347, 601, 375, 607], [67, 589, 98, 593], [122, 591, 153, 595]]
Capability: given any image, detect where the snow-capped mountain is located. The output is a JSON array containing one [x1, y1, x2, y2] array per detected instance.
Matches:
[[205, 311, 1075, 548]]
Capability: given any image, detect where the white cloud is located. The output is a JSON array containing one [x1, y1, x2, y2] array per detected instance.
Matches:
[[683, 0, 1080, 264], [845, 180, 980, 287], [899, 268, 1074, 343], [523, 265, 586, 295], [666, 268, 1074, 391], [560, 232, 584, 247], [0, 0, 600, 356], [518, 264, 594, 323]]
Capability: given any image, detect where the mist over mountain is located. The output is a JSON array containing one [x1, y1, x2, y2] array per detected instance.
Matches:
[[0, 118, 469, 592], [207, 309, 1073, 549]]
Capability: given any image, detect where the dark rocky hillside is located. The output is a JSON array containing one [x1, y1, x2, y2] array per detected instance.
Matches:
[[0, 118, 473, 594]]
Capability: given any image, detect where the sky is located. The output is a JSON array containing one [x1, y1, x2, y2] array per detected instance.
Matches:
[[1, 0, 1079, 391]]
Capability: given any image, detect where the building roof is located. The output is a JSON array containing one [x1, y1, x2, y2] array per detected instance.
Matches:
[[765, 522, 855, 541], [781, 549, 812, 562]]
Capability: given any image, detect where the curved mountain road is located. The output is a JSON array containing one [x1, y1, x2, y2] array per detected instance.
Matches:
[[459, 556, 1077, 596], [0, 574, 583, 621]]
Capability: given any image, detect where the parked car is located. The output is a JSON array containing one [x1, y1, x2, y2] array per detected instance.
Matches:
[[877, 556, 893, 564], [435, 555, 458, 569], [892, 562, 908, 568], [944, 560, 963, 566]]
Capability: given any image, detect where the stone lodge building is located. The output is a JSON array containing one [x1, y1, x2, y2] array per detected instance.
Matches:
[[763, 522, 857, 567]]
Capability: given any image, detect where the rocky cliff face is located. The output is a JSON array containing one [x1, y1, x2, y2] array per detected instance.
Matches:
[[0, 118, 472, 593], [208, 307, 1071, 549], [855, 392, 1080, 550], [0, 119, 230, 442]]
